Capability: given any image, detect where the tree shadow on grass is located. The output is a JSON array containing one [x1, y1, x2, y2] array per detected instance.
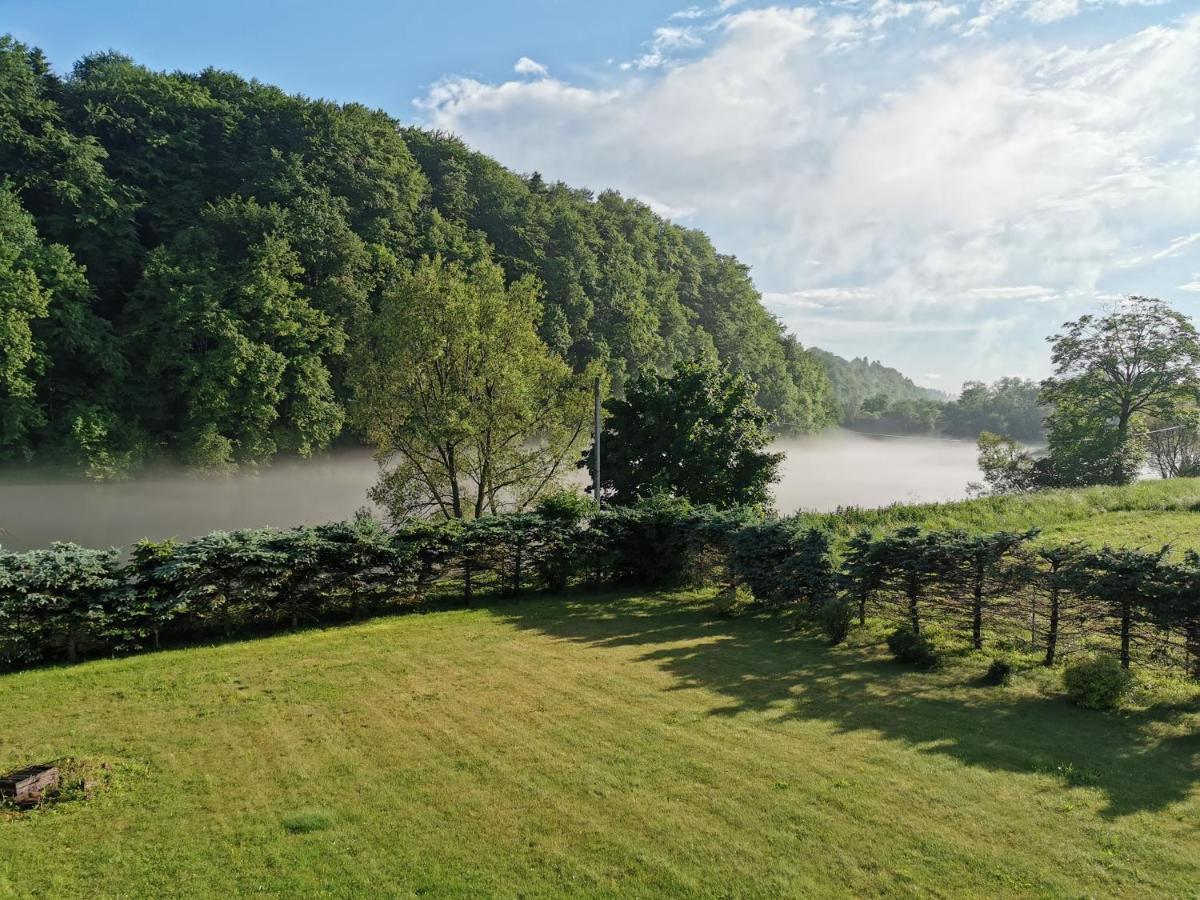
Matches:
[[491, 590, 1199, 819]]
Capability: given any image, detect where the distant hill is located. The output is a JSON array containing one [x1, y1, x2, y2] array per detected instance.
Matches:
[[808, 349, 945, 420]]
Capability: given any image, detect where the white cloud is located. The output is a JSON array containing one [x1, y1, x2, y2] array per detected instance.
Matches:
[[513, 56, 548, 78], [1152, 232, 1200, 261], [419, 5, 1200, 382]]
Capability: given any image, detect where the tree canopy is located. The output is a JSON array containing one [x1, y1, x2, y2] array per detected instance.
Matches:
[[1041, 296, 1200, 485], [0, 37, 837, 474], [588, 357, 782, 508], [351, 255, 593, 520]]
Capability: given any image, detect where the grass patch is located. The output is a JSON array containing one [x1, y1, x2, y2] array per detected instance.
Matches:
[[799, 478, 1200, 551], [1, 588, 1197, 897]]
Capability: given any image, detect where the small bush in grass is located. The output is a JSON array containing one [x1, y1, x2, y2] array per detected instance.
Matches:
[[817, 598, 853, 645], [1063, 656, 1133, 710], [983, 657, 1013, 686], [886, 626, 939, 670], [713, 583, 754, 618]]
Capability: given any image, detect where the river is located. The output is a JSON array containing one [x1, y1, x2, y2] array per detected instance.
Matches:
[[0, 429, 981, 551]]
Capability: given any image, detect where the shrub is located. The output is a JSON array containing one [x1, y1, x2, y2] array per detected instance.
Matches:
[[817, 598, 853, 645], [713, 583, 754, 618], [983, 657, 1013, 686], [1063, 656, 1133, 710], [886, 626, 939, 670]]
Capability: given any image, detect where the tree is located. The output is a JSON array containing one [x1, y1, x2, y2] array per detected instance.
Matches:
[[351, 254, 593, 521], [973, 432, 1041, 495], [588, 357, 782, 508], [1144, 405, 1200, 479], [1040, 297, 1200, 485], [940, 378, 1045, 441], [125, 197, 345, 467]]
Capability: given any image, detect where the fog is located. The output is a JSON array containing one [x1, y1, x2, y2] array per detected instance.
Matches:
[[770, 428, 981, 513], [0, 430, 981, 551]]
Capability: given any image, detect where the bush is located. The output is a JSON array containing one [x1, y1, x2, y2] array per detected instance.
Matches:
[[817, 598, 853, 645], [886, 626, 939, 670], [983, 657, 1013, 686], [1063, 656, 1133, 710], [713, 583, 754, 618]]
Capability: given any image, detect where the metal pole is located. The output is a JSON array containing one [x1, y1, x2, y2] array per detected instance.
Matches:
[[593, 375, 602, 512]]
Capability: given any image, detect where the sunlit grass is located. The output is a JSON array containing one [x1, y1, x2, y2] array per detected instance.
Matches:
[[800, 477, 1200, 551], [2, 588, 1197, 898]]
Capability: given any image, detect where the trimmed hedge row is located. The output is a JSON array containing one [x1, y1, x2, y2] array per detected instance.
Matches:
[[2, 498, 1198, 679]]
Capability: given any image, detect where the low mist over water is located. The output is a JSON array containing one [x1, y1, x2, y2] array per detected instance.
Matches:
[[772, 428, 981, 514], [0, 430, 982, 550], [0, 450, 381, 552]]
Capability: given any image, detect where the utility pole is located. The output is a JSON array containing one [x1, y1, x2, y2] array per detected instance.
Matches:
[[593, 375, 602, 512]]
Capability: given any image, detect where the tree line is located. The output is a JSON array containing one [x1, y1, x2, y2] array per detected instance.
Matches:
[[3, 500, 1197, 697], [978, 296, 1200, 491], [0, 37, 836, 478]]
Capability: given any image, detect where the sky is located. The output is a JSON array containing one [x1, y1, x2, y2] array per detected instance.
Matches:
[[5, 0, 1200, 392]]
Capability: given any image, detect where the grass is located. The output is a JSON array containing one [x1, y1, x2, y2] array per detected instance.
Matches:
[[798, 477, 1200, 552], [2, 588, 1198, 898]]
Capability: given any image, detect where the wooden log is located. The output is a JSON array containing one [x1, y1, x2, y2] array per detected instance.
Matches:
[[0, 764, 60, 806]]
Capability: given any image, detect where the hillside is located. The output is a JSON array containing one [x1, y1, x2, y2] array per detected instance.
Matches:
[[0, 38, 836, 475], [808, 348, 945, 419]]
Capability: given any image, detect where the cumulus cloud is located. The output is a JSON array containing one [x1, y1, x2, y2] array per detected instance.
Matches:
[[513, 56, 548, 77], [418, 3, 1200, 383]]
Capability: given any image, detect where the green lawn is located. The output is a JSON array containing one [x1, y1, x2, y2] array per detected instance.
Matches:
[[2, 589, 1197, 898]]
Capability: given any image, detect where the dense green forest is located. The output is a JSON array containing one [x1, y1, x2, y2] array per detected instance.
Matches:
[[807, 349, 944, 421], [0, 38, 842, 475]]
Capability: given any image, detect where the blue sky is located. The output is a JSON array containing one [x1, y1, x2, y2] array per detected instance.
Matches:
[[5, 0, 1200, 391]]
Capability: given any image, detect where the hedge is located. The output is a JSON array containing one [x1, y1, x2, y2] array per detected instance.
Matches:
[[2, 500, 1198, 679]]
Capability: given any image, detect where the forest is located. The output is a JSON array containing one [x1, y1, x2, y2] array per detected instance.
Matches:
[[0, 38, 840, 476]]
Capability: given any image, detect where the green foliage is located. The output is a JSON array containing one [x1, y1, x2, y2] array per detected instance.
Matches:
[[592, 357, 783, 508], [941, 378, 1045, 442], [713, 583, 754, 618], [1041, 296, 1200, 487], [1063, 656, 1133, 710], [808, 349, 941, 421], [886, 626, 940, 670], [974, 431, 1042, 495], [727, 520, 834, 609], [352, 254, 592, 520], [983, 657, 1014, 686], [0, 40, 836, 472], [3, 486, 1200, 680], [0, 543, 130, 664], [847, 396, 943, 435], [817, 597, 853, 645]]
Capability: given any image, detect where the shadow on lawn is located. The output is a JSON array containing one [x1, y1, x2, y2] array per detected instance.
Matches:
[[494, 590, 1199, 819]]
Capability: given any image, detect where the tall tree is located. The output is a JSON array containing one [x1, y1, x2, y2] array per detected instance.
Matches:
[[1041, 296, 1200, 485], [589, 357, 782, 508], [351, 254, 593, 520]]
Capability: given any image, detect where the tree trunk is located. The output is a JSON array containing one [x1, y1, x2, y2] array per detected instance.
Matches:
[[67, 631, 78, 664], [858, 595, 866, 627], [513, 535, 524, 596], [153, 626, 161, 651], [907, 573, 920, 633], [1044, 586, 1061, 666], [1185, 622, 1200, 681], [463, 560, 474, 607], [972, 559, 984, 651], [1119, 598, 1132, 669]]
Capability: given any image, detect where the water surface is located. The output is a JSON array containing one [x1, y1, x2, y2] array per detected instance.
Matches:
[[0, 430, 982, 550]]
